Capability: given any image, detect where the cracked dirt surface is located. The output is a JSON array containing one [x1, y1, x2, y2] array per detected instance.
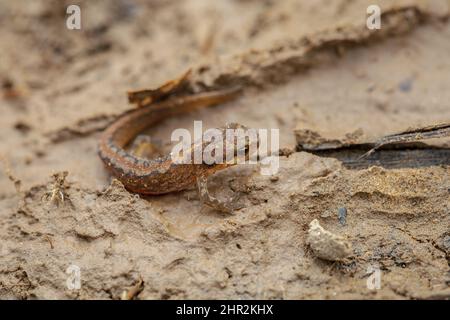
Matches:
[[0, 0, 449, 299]]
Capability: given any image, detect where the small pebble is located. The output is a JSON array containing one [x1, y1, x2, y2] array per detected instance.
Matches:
[[367, 83, 376, 92], [443, 236, 450, 250], [307, 219, 352, 261], [338, 207, 347, 226], [398, 78, 413, 92], [269, 175, 279, 182]]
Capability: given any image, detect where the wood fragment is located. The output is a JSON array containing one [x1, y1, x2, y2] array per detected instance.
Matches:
[[44, 235, 54, 249], [315, 148, 450, 170], [127, 69, 192, 107], [360, 122, 450, 159], [121, 276, 144, 300]]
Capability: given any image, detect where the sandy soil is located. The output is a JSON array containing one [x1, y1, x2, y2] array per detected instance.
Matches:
[[0, 0, 449, 299]]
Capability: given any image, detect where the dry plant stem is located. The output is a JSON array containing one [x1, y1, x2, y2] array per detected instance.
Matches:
[[121, 277, 144, 300], [360, 122, 450, 159]]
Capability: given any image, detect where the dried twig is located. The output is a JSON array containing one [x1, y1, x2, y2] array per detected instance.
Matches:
[[127, 69, 191, 107], [360, 122, 450, 159], [120, 276, 144, 300]]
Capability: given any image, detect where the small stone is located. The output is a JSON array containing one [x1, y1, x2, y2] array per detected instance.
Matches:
[[307, 219, 352, 261], [398, 78, 413, 92], [367, 83, 376, 92], [269, 175, 279, 182], [442, 235, 450, 250], [338, 207, 347, 226]]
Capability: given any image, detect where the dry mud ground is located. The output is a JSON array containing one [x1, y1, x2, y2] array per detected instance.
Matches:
[[0, 0, 449, 299]]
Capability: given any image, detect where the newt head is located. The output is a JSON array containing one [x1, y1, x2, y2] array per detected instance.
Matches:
[[203, 122, 259, 168], [171, 122, 259, 169]]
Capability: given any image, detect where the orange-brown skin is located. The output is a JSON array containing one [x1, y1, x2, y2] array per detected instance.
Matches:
[[98, 88, 240, 195]]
